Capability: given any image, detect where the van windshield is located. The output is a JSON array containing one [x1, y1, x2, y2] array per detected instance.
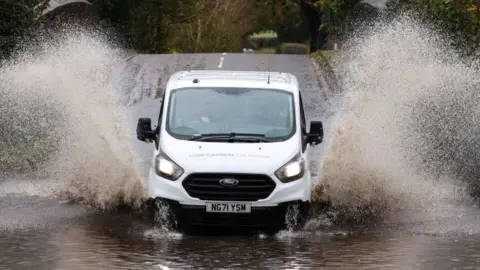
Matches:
[[165, 87, 296, 141]]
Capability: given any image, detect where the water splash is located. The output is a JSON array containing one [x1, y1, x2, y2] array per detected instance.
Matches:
[[314, 12, 480, 228], [143, 228, 183, 240], [0, 27, 146, 210]]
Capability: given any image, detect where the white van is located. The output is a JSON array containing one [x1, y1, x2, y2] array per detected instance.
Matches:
[[136, 70, 323, 233]]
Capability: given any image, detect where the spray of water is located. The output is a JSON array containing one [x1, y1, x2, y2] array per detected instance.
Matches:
[[0, 27, 146, 210], [314, 12, 480, 227]]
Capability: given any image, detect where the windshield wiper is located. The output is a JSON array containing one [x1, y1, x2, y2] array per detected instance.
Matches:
[[188, 132, 271, 142]]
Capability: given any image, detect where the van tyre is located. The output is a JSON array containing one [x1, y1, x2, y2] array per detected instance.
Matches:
[[152, 199, 197, 234], [153, 199, 179, 231], [285, 202, 310, 231]]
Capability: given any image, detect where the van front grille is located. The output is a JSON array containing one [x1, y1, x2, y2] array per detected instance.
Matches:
[[182, 173, 276, 201]]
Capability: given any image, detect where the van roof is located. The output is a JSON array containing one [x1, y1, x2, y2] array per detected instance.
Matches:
[[165, 70, 299, 93]]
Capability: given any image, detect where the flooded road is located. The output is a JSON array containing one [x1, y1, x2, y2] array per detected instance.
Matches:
[[2, 23, 480, 269], [1, 52, 480, 270], [3, 212, 480, 270]]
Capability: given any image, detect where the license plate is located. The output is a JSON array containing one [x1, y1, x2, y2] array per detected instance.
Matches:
[[205, 202, 251, 213]]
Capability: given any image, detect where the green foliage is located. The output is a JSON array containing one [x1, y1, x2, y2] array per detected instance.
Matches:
[[315, 0, 359, 38], [251, 0, 273, 28], [255, 47, 276, 54], [0, 139, 53, 172], [250, 0, 310, 44], [165, 0, 259, 53], [0, 91, 65, 172], [251, 30, 278, 38], [1, 0, 478, 55], [91, 0, 196, 53], [248, 35, 278, 49], [92, 0, 261, 53], [311, 0, 479, 52], [0, 0, 48, 59], [310, 50, 340, 90], [407, 0, 480, 51], [277, 42, 310, 54], [273, 0, 310, 43]]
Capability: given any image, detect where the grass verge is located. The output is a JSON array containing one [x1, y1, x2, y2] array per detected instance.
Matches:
[[310, 50, 342, 93], [0, 139, 57, 173]]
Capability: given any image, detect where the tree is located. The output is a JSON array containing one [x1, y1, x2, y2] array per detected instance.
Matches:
[[308, 0, 479, 52], [0, 0, 49, 59], [272, 0, 310, 44], [91, 0, 196, 53], [406, 0, 480, 53], [315, 0, 360, 38], [166, 0, 259, 53]]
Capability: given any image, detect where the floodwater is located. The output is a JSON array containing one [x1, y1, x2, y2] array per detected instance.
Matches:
[[3, 15, 480, 269], [3, 209, 480, 270]]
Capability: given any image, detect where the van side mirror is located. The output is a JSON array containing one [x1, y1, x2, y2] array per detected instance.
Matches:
[[137, 118, 156, 143], [306, 121, 323, 145]]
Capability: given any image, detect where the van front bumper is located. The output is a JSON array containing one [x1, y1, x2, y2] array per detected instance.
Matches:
[[155, 197, 310, 230], [146, 169, 312, 207]]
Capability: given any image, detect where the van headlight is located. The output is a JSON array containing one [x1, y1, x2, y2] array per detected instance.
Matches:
[[154, 151, 184, 181], [274, 153, 305, 183]]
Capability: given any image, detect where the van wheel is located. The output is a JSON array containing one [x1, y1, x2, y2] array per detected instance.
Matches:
[[285, 202, 310, 231], [152, 199, 196, 234], [153, 199, 179, 231]]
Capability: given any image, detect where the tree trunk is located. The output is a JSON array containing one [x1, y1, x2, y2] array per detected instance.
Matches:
[[299, 0, 326, 51]]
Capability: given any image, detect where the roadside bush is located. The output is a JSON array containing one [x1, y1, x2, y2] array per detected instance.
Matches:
[[276, 42, 310, 54], [165, 0, 258, 53], [405, 88, 480, 200], [310, 50, 341, 92], [0, 92, 64, 173], [247, 35, 278, 49]]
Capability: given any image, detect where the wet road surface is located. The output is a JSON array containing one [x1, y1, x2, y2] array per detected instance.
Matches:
[[2, 52, 480, 269], [3, 211, 480, 270]]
